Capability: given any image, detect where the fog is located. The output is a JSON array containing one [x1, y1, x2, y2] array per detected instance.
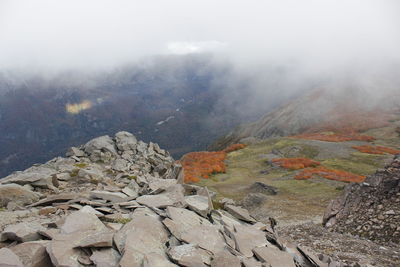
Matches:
[[1, 0, 399, 73]]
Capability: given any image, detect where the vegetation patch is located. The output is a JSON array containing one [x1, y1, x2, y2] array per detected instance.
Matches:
[[295, 167, 365, 183], [352, 145, 400, 155], [293, 132, 375, 142], [181, 144, 247, 183], [74, 163, 88, 168], [272, 158, 320, 170]]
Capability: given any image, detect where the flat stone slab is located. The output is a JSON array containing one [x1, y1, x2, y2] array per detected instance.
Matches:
[[185, 195, 211, 217], [90, 190, 128, 203], [168, 244, 211, 266], [0, 247, 23, 267], [224, 205, 256, 223], [1, 222, 45, 243], [253, 246, 296, 267]]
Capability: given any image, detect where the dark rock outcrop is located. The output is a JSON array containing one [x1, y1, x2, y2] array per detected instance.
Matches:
[[323, 156, 400, 244]]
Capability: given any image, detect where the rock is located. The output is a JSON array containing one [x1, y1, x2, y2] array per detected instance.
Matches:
[[84, 135, 118, 162], [90, 190, 128, 203], [210, 250, 241, 267], [143, 252, 178, 267], [60, 211, 107, 234], [10, 241, 52, 267], [148, 178, 177, 193], [219, 198, 235, 207], [225, 224, 268, 257], [0, 166, 58, 189], [168, 244, 211, 266], [39, 206, 57, 216], [112, 159, 129, 172], [66, 147, 85, 157], [54, 172, 71, 181], [116, 212, 169, 266], [185, 195, 212, 217], [241, 257, 263, 267], [77, 167, 104, 181], [249, 182, 278, 195], [46, 231, 86, 267], [29, 193, 79, 207], [0, 247, 23, 267], [253, 246, 296, 267], [115, 131, 137, 151], [224, 205, 256, 223], [137, 184, 186, 208], [90, 248, 121, 267], [0, 184, 39, 208], [75, 230, 114, 248], [80, 205, 104, 216], [1, 222, 45, 242], [121, 186, 138, 198], [179, 225, 226, 254], [241, 193, 267, 209]]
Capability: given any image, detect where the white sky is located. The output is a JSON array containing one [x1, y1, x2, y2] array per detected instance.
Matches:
[[0, 0, 399, 71]]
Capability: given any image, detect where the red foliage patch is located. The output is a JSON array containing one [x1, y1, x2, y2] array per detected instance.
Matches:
[[272, 158, 321, 170], [295, 167, 365, 183], [352, 145, 400, 155], [223, 144, 247, 153], [293, 132, 375, 142], [180, 144, 246, 183]]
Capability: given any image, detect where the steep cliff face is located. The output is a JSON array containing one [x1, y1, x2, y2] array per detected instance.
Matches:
[[323, 156, 400, 244]]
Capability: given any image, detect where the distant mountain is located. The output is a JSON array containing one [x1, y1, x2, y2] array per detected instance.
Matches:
[[210, 87, 400, 150], [0, 54, 283, 177]]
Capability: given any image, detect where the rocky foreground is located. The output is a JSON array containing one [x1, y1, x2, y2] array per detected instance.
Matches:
[[0, 132, 352, 267]]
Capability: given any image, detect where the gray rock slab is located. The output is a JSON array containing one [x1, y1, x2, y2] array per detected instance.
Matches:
[[1, 222, 45, 242], [210, 250, 241, 267], [90, 190, 128, 203], [0, 247, 23, 267], [0, 184, 39, 208], [168, 244, 211, 266], [185, 195, 211, 217], [60, 211, 107, 234], [225, 224, 268, 257], [10, 241, 52, 267], [90, 248, 121, 267], [224, 205, 256, 223], [253, 246, 296, 267]]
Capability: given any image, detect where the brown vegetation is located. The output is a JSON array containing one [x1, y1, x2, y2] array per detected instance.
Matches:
[[272, 158, 321, 170], [295, 167, 365, 183], [180, 144, 246, 183], [293, 132, 375, 142]]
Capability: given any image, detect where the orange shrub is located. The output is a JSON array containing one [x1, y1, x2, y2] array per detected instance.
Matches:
[[272, 158, 321, 170], [293, 132, 375, 142], [223, 143, 247, 153], [295, 167, 365, 183], [180, 151, 227, 183], [180, 143, 247, 183], [352, 145, 400, 155]]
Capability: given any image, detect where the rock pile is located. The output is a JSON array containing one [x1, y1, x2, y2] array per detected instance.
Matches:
[[323, 156, 400, 244], [0, 132, 344, 266]]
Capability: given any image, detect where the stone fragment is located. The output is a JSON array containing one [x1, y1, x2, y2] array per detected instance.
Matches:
[[1, 222, 45, 242], [60, 211, 107, 234], [29, 193, 79, 207], [210, 250, 241, 267], [241, 257, 263, 267], [90, 190, 128, 203], [74, 231, 114, 248], [115, 131, 137, 151], [168, 244, 211, 266], [0, 166, 58, 189], [225, 205, 256, 223], [185, 195, 212, 217], [225, 224, 268, 257], [90, 248, 121, 267], [121, 187, 138, 198], [0, 247, 23, 267], [66, 147, 85, 157], [0, 184, 39, 208], [249, 182, 277, 195], [11, 241, 52, 267], [143, 252, 178, 267], [253, 246, 296, 267], [136, 194, 174, 208], [39, 206, 57, 216], [148, 178, 177, 193], [80, 205, 104, 217]]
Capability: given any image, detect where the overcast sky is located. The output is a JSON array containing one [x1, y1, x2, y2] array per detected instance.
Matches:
[[1, 0, 399, 72]]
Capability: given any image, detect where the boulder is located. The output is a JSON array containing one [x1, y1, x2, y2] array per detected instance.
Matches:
[[66, 147, 85, 157], [90, 190, 128, 203], [168, 244, 211, 266], [253, 246, 296, 267], [185, 195, 212, 217], [10, 241, 52, 267], [84, 135, 117, 162], [0, 247, 23, 267], [60, 211, 107, 234], [224, 205, 256, 223], [225, 224, 268, 257], [0, 184, 39, 208], [90, 248, 121, 267], [1, 222, 45, 242], [0, 166, 58, 189], [210, 250, 241, 267], [115, 131, 138, 151]]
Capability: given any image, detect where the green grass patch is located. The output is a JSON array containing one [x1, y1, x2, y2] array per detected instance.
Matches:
[[74, 163, 88, 168]]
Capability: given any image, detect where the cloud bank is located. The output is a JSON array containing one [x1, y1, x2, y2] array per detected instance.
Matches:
[[1, 0, 399, 73]]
